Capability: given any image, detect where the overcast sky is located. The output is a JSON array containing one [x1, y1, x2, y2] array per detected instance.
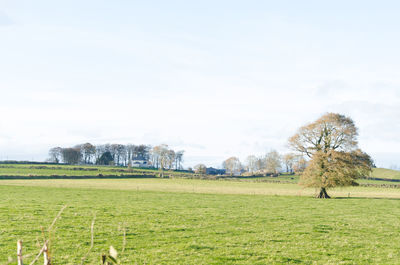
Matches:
[[1, 0, 399, 168]]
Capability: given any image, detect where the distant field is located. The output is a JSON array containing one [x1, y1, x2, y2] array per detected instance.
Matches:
[[1, 163, 398, 180], [0, 163, 188, 178], [1, 177, 400, 198], [1, 183, 400, 264], [1, 164, 399, 193]]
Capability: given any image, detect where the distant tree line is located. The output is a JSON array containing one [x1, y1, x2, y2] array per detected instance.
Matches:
[[220, 150, 306, 176], [48, 143, 184, 169], [193, 150, 307, 176]]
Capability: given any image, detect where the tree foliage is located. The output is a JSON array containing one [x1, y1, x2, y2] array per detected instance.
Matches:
[[300, 150, 372, 198]]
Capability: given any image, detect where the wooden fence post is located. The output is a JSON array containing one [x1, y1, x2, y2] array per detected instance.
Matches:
[[17, 240, 23, 265], [43, 243, 51, 265]]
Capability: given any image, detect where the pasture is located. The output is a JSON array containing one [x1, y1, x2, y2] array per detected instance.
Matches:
[[0, 163, 398, 180], [1, 178, 400, 264]]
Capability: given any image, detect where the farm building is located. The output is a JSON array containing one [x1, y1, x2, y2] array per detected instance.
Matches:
[[206, 167, 226, 175], [131, 159, 151, 168]]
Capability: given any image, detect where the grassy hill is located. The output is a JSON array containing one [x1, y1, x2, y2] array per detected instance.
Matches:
[[371, 168, 400, 179]]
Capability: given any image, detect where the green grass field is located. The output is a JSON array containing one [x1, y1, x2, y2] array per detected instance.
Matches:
[[1, 178, 400, 264], [1, 164, 400, 264]]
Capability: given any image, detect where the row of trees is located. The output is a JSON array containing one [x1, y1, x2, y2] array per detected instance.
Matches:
[[221, 151, 307, 176], [48, 143, 151, 166], [48, 143, 184, 169], [150, 144, 184, 170], [193, 151, 307, 176]]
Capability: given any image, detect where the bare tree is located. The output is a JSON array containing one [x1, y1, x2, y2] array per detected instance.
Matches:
[[166, 149, 175, 169], [245, 155, 258, 174], [151, 144, 171, 176], [255, 156, 265, 173], [151, 145, 162, 169], [264, 150, 282, 175], [223, 157, 242, 176], [126, 144, 136, 165], [283, 153, 296, 173], [175, 151, 184, 170], [48, 147, 62, 163]]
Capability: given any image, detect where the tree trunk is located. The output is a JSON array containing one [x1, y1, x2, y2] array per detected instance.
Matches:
[[317, 187, 330, 198]]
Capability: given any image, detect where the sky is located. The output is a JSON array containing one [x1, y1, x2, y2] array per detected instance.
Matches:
[[0, 0, 399, 168]]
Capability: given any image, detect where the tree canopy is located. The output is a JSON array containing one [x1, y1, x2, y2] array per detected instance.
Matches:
[[288, 113, 358, 157]]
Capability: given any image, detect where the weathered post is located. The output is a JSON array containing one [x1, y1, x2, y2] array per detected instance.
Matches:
[[17, 240, 23, 265], [43, 243, 51, 265]]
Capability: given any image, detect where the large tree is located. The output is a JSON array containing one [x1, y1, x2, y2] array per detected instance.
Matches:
[[288, 113, 373, 198]]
